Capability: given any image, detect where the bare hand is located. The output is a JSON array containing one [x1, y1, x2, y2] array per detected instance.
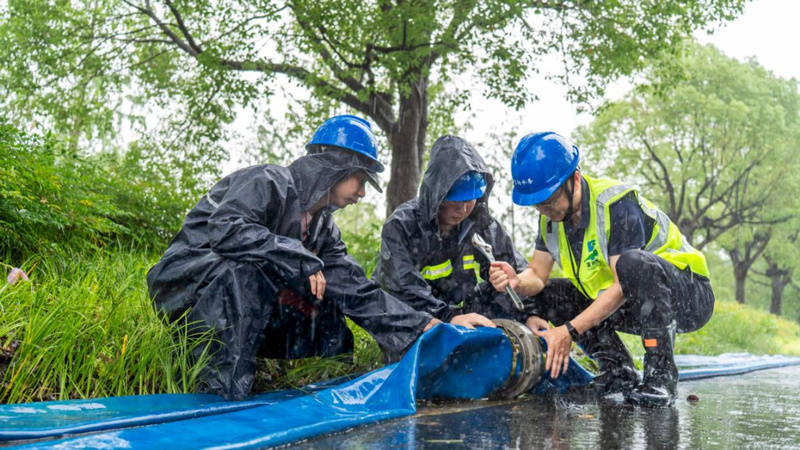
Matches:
[[423, 318, 442, 332], [449, 313, 497, 330], [488, 261, 519, 293], [532, 325, 571, 378], [525, 315, 550, 333], [308, 271, 326, 300]]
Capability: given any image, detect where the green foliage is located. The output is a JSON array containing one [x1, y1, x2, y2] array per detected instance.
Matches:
[[334, 202, 384, 277], [0, 0, 747, 216], [0, 249, 212, 403], [0, 121, 124, 258], [0, 120, 191, 260], [576, 42, 800, 250], [575, 41, 800, 310]]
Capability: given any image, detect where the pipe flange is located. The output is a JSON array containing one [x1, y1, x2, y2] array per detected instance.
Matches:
[[491, 319, 546, 399]]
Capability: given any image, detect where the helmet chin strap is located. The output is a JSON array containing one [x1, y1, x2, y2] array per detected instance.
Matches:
[[562, 175, 576, 223], [325, 189, 335, 212]]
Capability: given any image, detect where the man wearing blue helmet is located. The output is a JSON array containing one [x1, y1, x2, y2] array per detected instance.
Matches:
[[373, 136, 530, 360], [147, 115, 439, 400], [488, 132, 714, 407]]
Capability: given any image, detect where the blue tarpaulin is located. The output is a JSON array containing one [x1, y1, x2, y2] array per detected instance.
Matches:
[[3, 325, 592, 448], [2, 324, 797, 448]]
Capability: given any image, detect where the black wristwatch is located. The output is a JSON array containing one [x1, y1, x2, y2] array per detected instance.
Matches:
[[565, 321, 580, 342]]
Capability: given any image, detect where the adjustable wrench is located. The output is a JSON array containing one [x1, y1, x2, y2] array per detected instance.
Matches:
[[471, 233, 525, 311]]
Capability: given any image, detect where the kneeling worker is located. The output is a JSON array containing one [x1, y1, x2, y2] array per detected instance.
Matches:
[[489, 132, 714, 406], [374, 135, 530, 361], [147, 115, 439, 400]]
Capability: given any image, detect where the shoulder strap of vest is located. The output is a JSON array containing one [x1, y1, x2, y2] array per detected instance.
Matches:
[[540, 214, 560, 263], [585, 175, 636, 263]]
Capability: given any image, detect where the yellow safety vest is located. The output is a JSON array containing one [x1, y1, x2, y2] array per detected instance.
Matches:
[[539, 175, 710, 299]]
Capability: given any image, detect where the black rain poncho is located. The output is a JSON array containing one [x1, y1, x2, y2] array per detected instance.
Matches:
[[147, 150, 432, 400], [373, 136, 529, 358]]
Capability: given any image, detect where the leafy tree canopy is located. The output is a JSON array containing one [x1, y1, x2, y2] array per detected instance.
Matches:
[[1, 0, 746, 213], [576, 42, 800, 250]]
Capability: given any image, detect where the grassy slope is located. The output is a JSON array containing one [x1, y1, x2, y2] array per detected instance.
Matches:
[[617, 301, 800, 369]]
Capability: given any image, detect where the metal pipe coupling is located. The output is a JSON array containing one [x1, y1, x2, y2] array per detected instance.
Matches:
[[491, 319, 546, 399]]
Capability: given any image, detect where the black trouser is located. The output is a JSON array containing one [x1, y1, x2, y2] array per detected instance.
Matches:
[[531, 249, 715, 336], [187, 262, 352, 400], [257, 287, 354, 360]]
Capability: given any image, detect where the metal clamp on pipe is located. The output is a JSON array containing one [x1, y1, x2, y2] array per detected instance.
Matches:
[[491, 319, 546, 399]]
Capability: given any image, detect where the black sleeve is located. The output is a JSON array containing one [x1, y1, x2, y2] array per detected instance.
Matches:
[[607, 193, 647, 257], [374, 219, 456, 322], [318, 221, 433, 356], [206, 168, 323, 284]]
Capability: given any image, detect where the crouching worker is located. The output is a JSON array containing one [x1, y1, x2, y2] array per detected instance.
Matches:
[[373, 135, 530, 361], [489, 132, 714, 407], [147, 115, 439, 400]]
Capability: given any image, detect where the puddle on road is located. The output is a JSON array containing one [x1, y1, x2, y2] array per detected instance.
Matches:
[[291, 365, 800, 449]]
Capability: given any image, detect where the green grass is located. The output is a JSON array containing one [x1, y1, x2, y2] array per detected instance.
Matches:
[[613, 300, 800, 370], [0, 247, 384, 404], [3, 247, 800, 403], [0, 249, 213, 403]]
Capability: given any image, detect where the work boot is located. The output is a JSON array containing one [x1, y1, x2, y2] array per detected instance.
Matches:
[[576, 327, 639, 396], [627, 323, 678, 407]]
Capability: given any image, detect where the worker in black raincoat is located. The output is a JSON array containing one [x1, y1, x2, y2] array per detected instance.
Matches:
[[147, 115, 439, 400], [373, 135, 529, 361]]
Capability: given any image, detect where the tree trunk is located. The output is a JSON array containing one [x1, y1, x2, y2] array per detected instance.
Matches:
[[765, 260, 792, 316], [770, 277, 785, 315], [384, 77, 429, 217], [726, 234, 771, 304], [733, 270, 747, 304], [729, 249, 748, 304]]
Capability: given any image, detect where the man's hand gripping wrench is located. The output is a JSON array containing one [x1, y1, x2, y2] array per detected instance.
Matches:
[[471, 233, 525, 311]]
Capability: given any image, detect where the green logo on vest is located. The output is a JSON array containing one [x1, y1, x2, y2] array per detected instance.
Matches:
[[585, 239, 600, 268]]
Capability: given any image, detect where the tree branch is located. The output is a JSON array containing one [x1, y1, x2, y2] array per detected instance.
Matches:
[[217, 58, 373, 114], [163, 0, 203, 54], [640, 135, 675, 212], [125, 0, 198, 56]]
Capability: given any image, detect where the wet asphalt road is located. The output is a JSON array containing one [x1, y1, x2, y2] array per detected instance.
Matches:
[[290, 365, 800, 449]]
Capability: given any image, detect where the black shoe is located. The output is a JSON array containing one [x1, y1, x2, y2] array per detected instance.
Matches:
[[591, 364, 640, 396], [574, 325, 639, 396], [627, 383, 675, 407]]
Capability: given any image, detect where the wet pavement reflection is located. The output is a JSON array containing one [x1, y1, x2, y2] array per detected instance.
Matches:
[[290, 365, 800, 449]]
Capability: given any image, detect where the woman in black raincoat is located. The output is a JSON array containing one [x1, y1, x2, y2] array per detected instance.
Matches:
[[373, 136, 530, 361], [147, 115, 438, 400]]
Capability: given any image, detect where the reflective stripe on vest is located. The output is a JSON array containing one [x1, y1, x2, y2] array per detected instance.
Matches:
[[421, 259, 453, 280], [462, 254, 482, 282], [540, 175, 710, 299]]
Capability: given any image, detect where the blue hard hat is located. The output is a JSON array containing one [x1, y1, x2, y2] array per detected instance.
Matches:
[[306, 115, 384, 171], [511, 132, 580, 206], [446, 171, 487, 201]]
